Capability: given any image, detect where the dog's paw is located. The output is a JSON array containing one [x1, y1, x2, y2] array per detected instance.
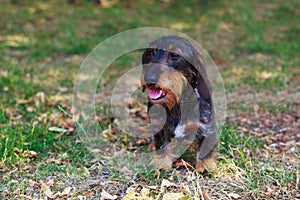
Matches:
[[195, 151, 217, 173]]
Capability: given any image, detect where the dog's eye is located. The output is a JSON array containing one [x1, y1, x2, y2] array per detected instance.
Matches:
[[148, 51, 155, 59], [169, 52, 180, 60]]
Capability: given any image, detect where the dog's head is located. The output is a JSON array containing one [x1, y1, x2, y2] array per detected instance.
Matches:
[[141, 36, 211, 109]]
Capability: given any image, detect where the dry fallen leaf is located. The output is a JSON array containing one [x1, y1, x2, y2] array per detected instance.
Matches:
[[48, 126, 68, 133], [58, 186, 72, 197], [162, 192, 185, 200], [47, 179, 55, 187], [100, 189, 118, 200], [53, 142, 63, 150], [19, 194, 34, 200], [22, 150, 38, 159], [41, 182, 57, 199], [228, 192, 240, 199], [100, 0, 118, 8], [77, 195, 87, 200], [123, 190, 137, 200], [26, 106, 35, 112], [58, 87, 69, 93], [28, 179, 37, 187], [34, 91, 46, 108], [161, 179, 175, 188], [58, 117, 75, 130], [265, 186, 275, 197], [0, 70, 8, 77], [17, 98, 33, 104], [140, 187, 150, 199]]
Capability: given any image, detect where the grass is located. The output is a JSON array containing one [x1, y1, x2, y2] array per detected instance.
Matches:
[[0, 0, 299, 199]]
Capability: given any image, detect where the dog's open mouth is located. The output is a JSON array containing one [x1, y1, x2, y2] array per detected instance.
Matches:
[[148, 87, 166, 100]]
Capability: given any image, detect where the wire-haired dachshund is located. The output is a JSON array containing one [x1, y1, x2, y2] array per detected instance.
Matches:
[[141, 36, 217, 172]]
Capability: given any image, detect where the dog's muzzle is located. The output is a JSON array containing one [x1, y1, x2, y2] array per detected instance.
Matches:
[[143, 64, 167, 100], [143, 63, 163, 85]]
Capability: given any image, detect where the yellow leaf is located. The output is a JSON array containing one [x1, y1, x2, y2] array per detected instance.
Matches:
[[140, 187, 150, 199], [61, 186, 72, 196], [19, 194, 35, 200], [41, 182, 57, 199], [162, 193, 185, 200], [123, 190, 137, 200]]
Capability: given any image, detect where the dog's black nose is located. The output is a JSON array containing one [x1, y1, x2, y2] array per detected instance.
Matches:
[[143, 64, 162, 84], [144, 73, 158, 84]]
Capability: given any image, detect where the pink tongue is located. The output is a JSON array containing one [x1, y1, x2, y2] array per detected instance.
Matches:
[[148, 88, 165, 99]]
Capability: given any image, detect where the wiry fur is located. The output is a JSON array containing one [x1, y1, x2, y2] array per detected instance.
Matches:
[[141, 36, 217, 172]]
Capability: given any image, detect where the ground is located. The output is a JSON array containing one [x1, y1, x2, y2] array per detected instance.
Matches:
[[0, 0, 299, 199]]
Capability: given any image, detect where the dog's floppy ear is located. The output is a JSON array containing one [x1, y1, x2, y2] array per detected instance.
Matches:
[[142, 48, 149, 64], [195, 53, 211, 100], [196, 73, 211, 100]]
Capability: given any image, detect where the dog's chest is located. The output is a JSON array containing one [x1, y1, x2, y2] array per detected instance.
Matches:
[[174, 123, 186, 138]]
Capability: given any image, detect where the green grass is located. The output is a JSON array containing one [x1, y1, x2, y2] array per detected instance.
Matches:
[[0, 0, 299, 199]]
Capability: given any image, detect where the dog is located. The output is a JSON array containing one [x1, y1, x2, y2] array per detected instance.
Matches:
[[141, 36, 217, 172]]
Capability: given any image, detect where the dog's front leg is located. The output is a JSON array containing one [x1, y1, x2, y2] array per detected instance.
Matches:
[[176, 122, 218, 173], [194, 127, 218, 173], [150, 131, 174, 170]]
